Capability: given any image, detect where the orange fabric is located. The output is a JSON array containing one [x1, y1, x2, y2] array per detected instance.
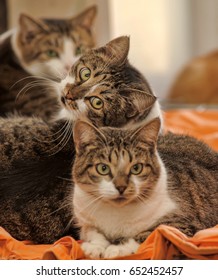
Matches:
[[0, 225, 218, 260], [0, 109, 218, 260], [163, 109, 218, 151]]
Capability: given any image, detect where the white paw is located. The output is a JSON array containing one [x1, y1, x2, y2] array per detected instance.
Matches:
[[103, 239, 140, 259], [81, 242, 107, 259]]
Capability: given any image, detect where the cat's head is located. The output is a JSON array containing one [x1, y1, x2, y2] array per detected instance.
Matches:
[[73, 118, 161, 207], [12, 6, 97, 79], [57, 36, 157, 128]]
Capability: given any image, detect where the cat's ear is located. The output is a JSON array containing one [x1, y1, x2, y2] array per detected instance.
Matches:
[[103, 36, 130, 66], [73, 120, 106, 154], [126, 91, 157, 118], [71, 5, 97, 29], [131, 118, 161, 146], [19, 14, 48, 43]]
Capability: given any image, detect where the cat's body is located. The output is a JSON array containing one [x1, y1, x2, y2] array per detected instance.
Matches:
[[72, 119, 218, 259], [0, 6, 97, 119], [0, 36, 162, 244], [167, 50, 218, 104], [0, 116, 78, 243]]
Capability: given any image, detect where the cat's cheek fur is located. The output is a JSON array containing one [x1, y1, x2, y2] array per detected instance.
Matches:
[[99, 179, 118, 199]]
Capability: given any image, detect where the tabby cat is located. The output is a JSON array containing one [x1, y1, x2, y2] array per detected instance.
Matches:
[[0, 36, 160, 244], [0, 6, 97, 119], [55, 36, 161, 128], [167, 50, 218, 104], [72, 119, 218, 259]]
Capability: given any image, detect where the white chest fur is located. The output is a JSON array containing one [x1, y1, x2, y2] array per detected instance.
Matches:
[[73, 160, 176, 240]]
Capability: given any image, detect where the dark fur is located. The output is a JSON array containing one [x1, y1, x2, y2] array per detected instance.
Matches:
[[0, 117, 78, 243], [0, 7, 96, 120]]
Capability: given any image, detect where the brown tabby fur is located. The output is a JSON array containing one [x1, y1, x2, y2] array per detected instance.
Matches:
[[167, 50, 218, 104], [0, 6, 96, 119], [59, 36, 158, 128], [0, 116, 77, 243], [72, 118, 218, 258], [0, 37, 159, 244]]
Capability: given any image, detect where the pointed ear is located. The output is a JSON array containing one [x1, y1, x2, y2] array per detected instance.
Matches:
[[19, 13, 48, 43], [71, 5, 97, 29], [131, 118, 161, 146], [126, 91, 156, 118], [101, 36, 130, 66], [73, 120, 105, 154]]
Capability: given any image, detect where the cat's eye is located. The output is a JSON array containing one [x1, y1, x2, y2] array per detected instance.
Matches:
[[130, 163, 143, 175], [75, 47, 82, 56], [90, 97, 103, 109], [46, 50, 59, 58], [96, 163, 110, 175], [79, 67, 91, 81]]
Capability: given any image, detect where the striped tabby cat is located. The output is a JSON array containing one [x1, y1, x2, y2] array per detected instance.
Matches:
[[0, 36, 161, 244], [55, 36, 161, 128], [72, 119, 218, 259], [0, 6, 96, 119]]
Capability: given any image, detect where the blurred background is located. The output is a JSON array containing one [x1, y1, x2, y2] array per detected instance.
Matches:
[[1, 0, 218, 102]]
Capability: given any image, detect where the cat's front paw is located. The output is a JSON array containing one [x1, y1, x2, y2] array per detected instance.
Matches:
[[81, 242, 107, 259], [103, 239, 140, 259]]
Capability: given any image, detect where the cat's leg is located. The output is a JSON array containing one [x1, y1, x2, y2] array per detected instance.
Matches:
[[103, 238, 140, 259], [80, 226, 110, 259]]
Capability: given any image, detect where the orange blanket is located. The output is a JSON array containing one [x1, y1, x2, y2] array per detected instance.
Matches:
[[0, 109, 218, 260]]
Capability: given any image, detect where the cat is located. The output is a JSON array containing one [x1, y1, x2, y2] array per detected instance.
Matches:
[[0, 6, 97, 119], [72, 118, 218, 259], [55, 35, 162, 128], [167, 50, 218, 104], [0, 36, 161, 244]]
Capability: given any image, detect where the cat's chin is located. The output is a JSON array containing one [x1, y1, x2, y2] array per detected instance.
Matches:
[[106, 196, 136, 207]]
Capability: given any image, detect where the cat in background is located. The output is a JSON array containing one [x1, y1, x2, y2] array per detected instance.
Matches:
[[56, 36, 161, 128], [0, 6, 97, 119], [72, 119, 218, 259], [0, 36, 161, 244], [167, 50, 218, 104]]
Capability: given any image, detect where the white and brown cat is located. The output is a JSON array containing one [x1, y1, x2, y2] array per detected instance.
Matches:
[[0, 36, 161, 244], [0, 6, 97, 119], [72, 118, 218, 259]]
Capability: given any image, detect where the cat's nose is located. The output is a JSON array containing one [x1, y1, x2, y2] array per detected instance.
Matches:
[[116, 185, 127, 195]]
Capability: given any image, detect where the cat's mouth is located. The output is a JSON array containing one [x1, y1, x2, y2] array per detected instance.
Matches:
[[110, 195, 130, 206]]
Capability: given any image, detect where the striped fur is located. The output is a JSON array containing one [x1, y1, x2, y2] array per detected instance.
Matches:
[[0, 6, 97, 120], [72, 119, 218, 258]]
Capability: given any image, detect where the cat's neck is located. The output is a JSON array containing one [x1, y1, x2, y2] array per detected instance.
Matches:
[[124, 100, 163, 131], [73, 154, 176, 240]]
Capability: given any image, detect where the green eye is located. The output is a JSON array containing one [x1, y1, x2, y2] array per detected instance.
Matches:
[[46, 50, 59, 58], [75, 47, 82, 56], [90, 97, 103, 110], [79, 67, 91, 81], [96, 163, 110, 175], [130, 163, 143, 175]]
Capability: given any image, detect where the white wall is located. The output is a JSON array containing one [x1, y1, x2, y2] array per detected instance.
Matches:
[[108, 0, 192, 99]]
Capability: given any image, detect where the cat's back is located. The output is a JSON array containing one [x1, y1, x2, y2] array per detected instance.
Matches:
[[167, 50, 218, 104], [158, 132, 218, 224], [158, 132, 218, 170]]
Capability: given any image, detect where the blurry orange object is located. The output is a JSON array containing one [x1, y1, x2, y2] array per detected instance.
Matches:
[[0, 225, 218, 260], [163, 109, 218, 151], [0, 109, 217, 260]]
